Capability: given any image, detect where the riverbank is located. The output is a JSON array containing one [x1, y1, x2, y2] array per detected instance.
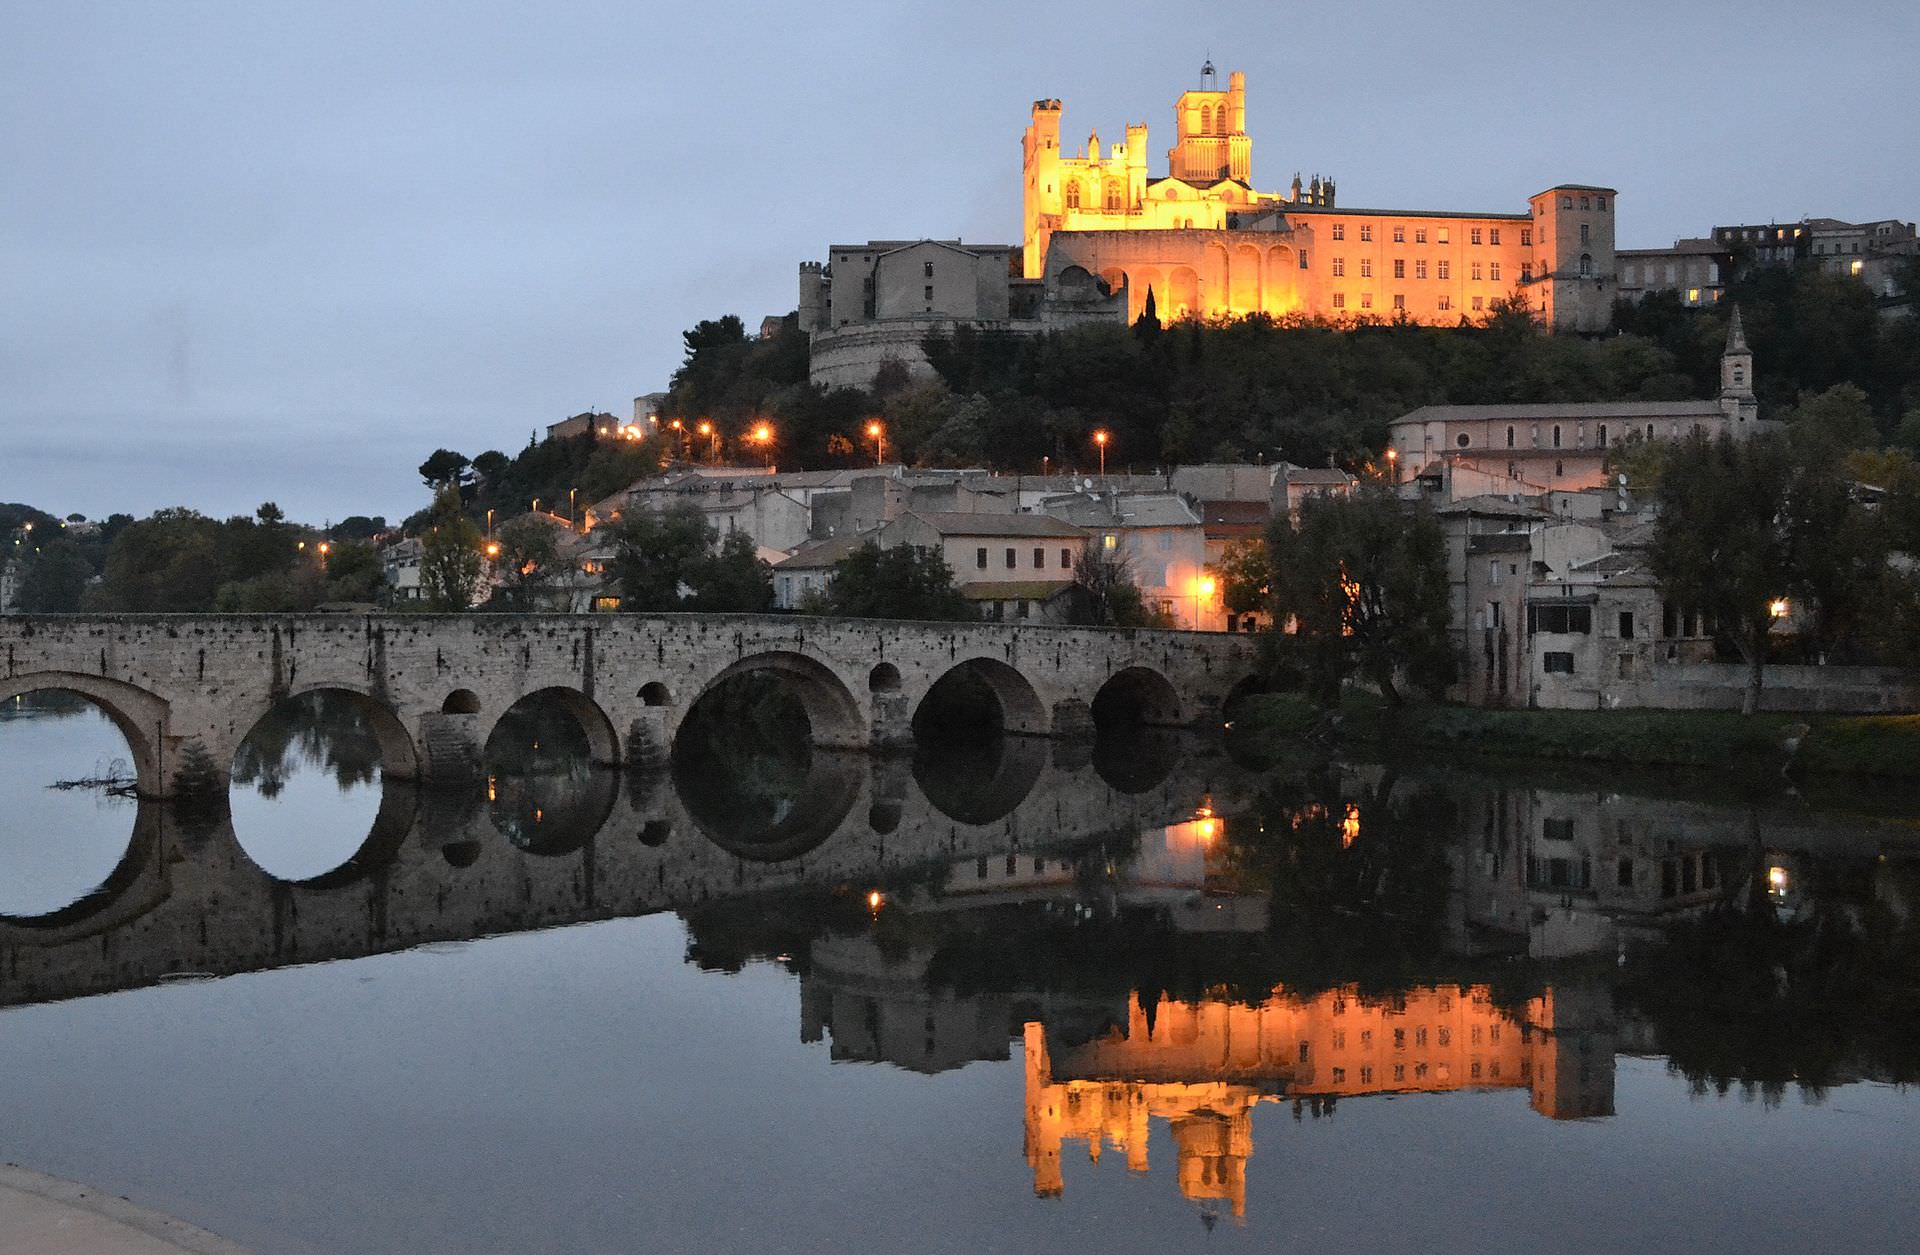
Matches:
[[1231, 693, 1920, 780]]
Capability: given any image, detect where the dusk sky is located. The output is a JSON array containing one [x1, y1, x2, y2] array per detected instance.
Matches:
[[4, 0, 1916, 524]]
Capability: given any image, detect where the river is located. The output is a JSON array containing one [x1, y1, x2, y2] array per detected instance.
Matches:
[[2, 688, 1917, 1253]]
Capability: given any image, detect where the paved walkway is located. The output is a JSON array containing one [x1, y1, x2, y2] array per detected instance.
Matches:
[[0, 1165, 250, 1254]]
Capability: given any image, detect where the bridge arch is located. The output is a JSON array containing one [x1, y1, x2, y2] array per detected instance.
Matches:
[[280, 683, 421, 780], [0, 672, 167, 797], [688, 650, 864, 749], [484, 686, 621, 767], [912, 656, 1048, 738], [1091, 666, 1184, 730]]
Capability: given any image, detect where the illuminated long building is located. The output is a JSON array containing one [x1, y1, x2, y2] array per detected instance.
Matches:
[[1023, 63, 1617, 332]]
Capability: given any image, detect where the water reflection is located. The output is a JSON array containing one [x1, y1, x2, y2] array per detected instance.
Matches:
[[3, 697, 1919, 1244], [0, 692, 139, 918], [229, 690, 387, 881], [484, 692, 617, 854]]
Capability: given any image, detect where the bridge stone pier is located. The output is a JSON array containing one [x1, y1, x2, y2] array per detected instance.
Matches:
[[0, 614, 1259, 798]]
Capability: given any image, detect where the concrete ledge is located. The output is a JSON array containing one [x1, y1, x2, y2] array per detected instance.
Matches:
[[0, 1165, 250, 1255]]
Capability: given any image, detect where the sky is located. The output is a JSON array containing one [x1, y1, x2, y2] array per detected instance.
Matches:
[[3, 0, 1917, 525]]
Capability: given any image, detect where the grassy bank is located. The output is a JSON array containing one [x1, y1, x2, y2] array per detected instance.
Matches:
[[1232, 692, 1920, 780]]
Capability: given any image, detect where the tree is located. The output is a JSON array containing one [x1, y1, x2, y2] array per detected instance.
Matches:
[[822, 542, 974, 621], [419, 487, 484, 611], [331, 515, 387, 542], [91, 509, 226, 611], [687, 529, 774, 613], [321, 540, 384, 603], [1267, 489, 1455, 705], [1650, 432, 1798, 714], [16, 540, 92, 612], [488, 515, 561, 610], [418, 449, 472, 492], [1208, 538, 1269, 621], [608, 502, 719, 611], [1071, 544, 1161, 627]]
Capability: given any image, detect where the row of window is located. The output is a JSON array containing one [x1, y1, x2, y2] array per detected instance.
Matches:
[[1331, 258, 1529, 282], [976, 546, 1075, 571], [1330, 293, 1487, 312], [1329, 223, 1536, 247], [1328, 1060, 1511, 1086]]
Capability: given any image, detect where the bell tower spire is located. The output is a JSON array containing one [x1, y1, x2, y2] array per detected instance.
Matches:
[[1720, 304, 1757, 430]]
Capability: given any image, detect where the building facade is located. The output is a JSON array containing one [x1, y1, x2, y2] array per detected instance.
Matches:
[[1025, 66, 1618, 332]]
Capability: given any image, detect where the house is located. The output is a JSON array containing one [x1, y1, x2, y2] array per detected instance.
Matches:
[[876, 511, 1086, 621], [1039, 492, 1211, 629], [771, 533, 874, 610]]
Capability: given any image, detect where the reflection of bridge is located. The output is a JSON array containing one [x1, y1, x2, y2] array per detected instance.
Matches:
[[0, 614, 1257, 797], [0, 739, 1254, 1009]]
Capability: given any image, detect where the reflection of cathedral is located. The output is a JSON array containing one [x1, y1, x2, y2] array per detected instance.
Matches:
[[1024, 984, 1615, 1218]]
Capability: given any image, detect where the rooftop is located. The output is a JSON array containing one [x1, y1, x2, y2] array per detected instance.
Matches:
[[901, 510, 1088, 538], [1393, 400, 1723, 426]]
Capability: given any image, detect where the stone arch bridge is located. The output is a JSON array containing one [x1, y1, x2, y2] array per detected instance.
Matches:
[[0, 614, 1259, 798]]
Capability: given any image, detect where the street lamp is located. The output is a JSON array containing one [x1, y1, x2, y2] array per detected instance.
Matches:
[[1194, 574, 1216, 631], [1093, 428, 1110, 479], [750, 421, 774, 467], [1384, 446, 1399, 481], [568, 488, 578, 528], [866, 420, 886, 466]]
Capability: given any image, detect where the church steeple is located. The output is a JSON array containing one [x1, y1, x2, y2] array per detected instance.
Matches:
[[1720, 303, 1756, 428]]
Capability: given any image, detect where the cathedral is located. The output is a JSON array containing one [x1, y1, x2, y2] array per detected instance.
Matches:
[[801, 64, 1622, 388], [1024, 63, 1618, 332]]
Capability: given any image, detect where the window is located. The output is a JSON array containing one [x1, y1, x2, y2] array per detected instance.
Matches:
[[1393, 259, 1405, 279], [1562, 195, 1573, 209], [1506, 425, 1515, 448], [1298, 1041, 1310, 1062], [1470, 228, 1484, 245], [1437, 226, 1450, 244], [1529, 604, 1592, 634], [1360, 293, 1373, 309], [1597, 196, 1607, 211], [1032, 546, 1044, 568], [1415, 228, 1427, 244], [1065, 181, 1080, 209], [1456, 431, 1470, 447], [1332, 293, 1346, 309], [1543, 817, 1576, 841], [1299, 249, 1309, 269], [1332, 223, 1345, 240], [1360, 258, 1372, 278], [1521, 227, 1532, 246], [1333, 1067, 1346, 1083], [1543, 651, 1576, 674], [1415, 259, 1428, 279], [1004, 547, 1016, 568], [1520, 262, 1532, 282], [975, 547, 987, 569], [1393, 293, 1405, 310], [1579, 223, 1591, 245], [1597, 424, 1607, 448], [1437, 294, 1451, 311], [1360, 224, 1373, 242], [1552, 424, 1562, 448], [1618, 610, 1633, 639], [1332, 257, 1345, 276], [1556, 460, 1564, 477], [1490, 262, 1501, 281], [1471, 295, 1484, 310], [1199, 103, 1211, 132], [1618, 858, 1634, 888], [1437, 259, 1450, 280], [1489, 227, 1501, 244], [1060, 547, 1072, 568], [1580, 195, 1590, 210], [1104, 178, 1122, 210], [924, 286, 933, 301], [1579, 253, 1593, 277], [1393, 226, 1405, 243], [1103, 533, 1117, 551], [1471, 262, 1483, 281]]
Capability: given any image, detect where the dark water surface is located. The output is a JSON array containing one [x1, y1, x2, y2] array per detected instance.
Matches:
[[2, 689, 1918, 1254]]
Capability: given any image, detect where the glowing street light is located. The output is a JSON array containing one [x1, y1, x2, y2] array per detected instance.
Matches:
[[1384, 446, 1399, 481], [749, 421, 775, 467], [485, 541, 501, 558], [1769, 597, 1791, 620], [1093, 428, 1110, 478], [1193, 574, 1217, 631], [866, 420, 886, 466]]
